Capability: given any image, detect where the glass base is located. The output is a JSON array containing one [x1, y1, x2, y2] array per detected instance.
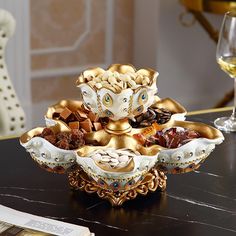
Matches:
[[214, 116, 236, 132]]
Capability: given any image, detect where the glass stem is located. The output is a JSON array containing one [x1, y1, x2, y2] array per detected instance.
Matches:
[[232, 77, 236, 119]]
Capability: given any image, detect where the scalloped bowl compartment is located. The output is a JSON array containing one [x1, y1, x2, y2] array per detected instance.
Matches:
[[157, 137, 223, 174], [75, 149, 158, 189], [20, 127, 77, 174], [20, 137, 77, 174], [155, 120, 224, 174]]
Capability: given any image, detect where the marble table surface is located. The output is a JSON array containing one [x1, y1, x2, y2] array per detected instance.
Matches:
[[0, 110, 235, 236]]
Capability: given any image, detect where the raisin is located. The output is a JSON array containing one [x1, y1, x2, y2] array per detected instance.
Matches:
[[56, 139, 70, 150], [42, 127, 54, 136], [56, 132, 72, 142], [44, 135, 57, 145]]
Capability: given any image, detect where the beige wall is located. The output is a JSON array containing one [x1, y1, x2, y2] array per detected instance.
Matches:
[[30, 0, 134, 125]]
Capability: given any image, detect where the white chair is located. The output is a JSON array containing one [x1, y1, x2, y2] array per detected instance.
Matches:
[[0, 9, 26, 137]]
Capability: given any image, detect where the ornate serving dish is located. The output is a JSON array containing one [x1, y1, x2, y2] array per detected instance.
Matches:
[[20, 64, 224, 206]]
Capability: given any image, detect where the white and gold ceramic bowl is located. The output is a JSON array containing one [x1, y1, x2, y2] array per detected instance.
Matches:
[[76, 64, 159, 121], [20, 125, 77, 174], [20, 119, 224, 182], [155, 120, 224, 174], [19, 64, 224, 206]]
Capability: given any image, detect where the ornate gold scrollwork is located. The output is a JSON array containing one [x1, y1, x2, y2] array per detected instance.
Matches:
[[68, 168, 167, 206]]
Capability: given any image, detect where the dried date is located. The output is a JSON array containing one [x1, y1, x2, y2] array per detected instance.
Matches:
[[33, 128, 85, 150], [135, 127, 201, 148]]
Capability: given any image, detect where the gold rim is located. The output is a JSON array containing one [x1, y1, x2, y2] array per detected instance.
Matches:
[[187, 106, 233, 116], [180, 0, 236, 15]]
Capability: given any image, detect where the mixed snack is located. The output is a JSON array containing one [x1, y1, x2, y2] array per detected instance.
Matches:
[[33, 103, 200, 151], [134, 127, 201, 149], [130, 107, 172, 128], [89, 148, 139, 169], [52, 106, 103, 133], [34, 106, 109, 150], [52, 105, 172, 130], [34, 127, 85, 150], [80, 70, 152, 93]]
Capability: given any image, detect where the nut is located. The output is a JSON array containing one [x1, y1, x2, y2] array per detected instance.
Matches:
[[89, 148, 134, 169], [81, 70, 152, 92]]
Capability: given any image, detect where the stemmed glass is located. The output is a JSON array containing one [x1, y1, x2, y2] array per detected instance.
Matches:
[[215, 12, 236, 132]]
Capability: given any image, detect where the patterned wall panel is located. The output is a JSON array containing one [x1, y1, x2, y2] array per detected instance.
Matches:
[[30, 0, 134, 125], [31, 0, 134, 79]]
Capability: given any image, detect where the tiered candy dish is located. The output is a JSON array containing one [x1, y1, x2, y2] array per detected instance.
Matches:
[[20, 64, 224, 206]]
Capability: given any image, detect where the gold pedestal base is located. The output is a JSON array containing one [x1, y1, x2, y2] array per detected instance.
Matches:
[[105, 118, 132, 135], [68, 168, 167, 206]]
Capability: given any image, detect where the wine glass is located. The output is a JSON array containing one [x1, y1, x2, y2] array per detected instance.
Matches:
[[215, 11, 236, 132]]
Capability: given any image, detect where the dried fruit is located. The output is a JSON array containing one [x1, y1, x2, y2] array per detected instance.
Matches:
[[44, 135, 57, 145], [33, 127, 85, 150], [134, 127, 201, 148], [41, 127, 54, 136], [56, 139, 70, 150]]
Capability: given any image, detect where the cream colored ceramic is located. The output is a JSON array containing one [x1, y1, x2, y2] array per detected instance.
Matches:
[[77, 65, 158, 121], [20, 128, 77, 174]]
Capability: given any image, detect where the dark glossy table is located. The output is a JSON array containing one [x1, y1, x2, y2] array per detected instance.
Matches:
[[0, 110, 236, 236]]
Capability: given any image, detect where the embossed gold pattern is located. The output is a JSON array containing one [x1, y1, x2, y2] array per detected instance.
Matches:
[[102, 93, 113, 107], [156, 155, 208, 174], [68, 167, 167, 206], [138, 90, 148, 105]]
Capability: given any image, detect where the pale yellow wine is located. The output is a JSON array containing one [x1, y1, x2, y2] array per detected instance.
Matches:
[[217, 56, 236, 78]]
